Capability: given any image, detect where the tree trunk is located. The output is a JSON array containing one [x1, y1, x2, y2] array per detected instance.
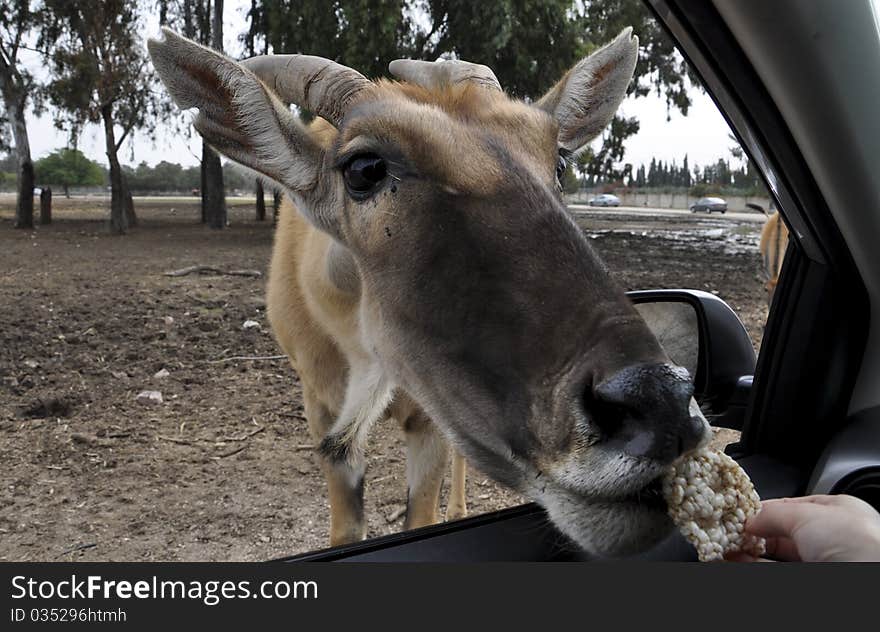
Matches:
[[40, 187, 52, 225], [200, 0, 227, 229], [7, 98, 34, 229], [255, 179, 266, 221], [63, 184, 70, 198], [200, 145, 207, 223], [102, 106, 136, 234], [212, 0, 224, 50], [123, 177, 137, 227], [203, 145, 226, 229], [273, 189, 281, 223]]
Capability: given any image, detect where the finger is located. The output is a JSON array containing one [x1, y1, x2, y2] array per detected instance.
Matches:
[[770, 494, 841, 507], [745, 499, 825, 538], [723, 552, 776, 563], [723, 552, 758, 563], [762, 535, 801, 562]]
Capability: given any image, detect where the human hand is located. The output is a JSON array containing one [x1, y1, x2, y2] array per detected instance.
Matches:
[[726, 494, 880, 562]]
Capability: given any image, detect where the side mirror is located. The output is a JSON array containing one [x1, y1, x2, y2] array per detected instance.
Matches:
[[627, 289, 757, 430]]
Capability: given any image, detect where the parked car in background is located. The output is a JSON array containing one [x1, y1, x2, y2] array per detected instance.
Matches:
[[588, 193, 621, 207], [690, 196, 727, 213]]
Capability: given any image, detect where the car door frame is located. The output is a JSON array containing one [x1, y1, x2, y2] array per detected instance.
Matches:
[[278, 0, 873, 562], [649, 0, 869, 474]]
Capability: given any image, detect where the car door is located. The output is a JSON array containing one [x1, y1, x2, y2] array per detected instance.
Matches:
[[280, 0, 879, 562]]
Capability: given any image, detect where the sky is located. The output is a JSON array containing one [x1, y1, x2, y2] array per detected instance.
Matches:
[[18, 1, 741, 174]]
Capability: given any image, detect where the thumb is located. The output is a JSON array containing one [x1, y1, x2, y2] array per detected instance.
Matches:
[[745, 498, 825, 538]]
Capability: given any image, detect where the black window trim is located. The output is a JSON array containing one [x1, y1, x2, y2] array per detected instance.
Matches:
[[646, 0, 869, 470]]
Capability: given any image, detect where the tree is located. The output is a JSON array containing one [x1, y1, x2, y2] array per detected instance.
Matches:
[[244, 0, 267, 221], [202, 0, 227, 228], [250, 1, 700, 182], [256, 0, 410, 81], [34, 147, 104, 197], [40, 0, 167, 233], [0, 0, 37, 229], [160, 0, 227, 227], [429, 0, 697, 177], [417, 1, 580, 98], [634, 164, 646, 188]]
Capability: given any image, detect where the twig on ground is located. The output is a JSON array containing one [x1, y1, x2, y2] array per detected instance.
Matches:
[[214, 444, 249, 459], [157, 435, 193, 446], [207, 354, 287, 364], [219, 426, 264, 442], [163, 265, 262, 278], [294, 444, 314, 450], [55, 542, 97, 559]]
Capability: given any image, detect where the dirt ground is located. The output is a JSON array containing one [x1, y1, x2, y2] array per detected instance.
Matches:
[[0, 195, 767, 561]]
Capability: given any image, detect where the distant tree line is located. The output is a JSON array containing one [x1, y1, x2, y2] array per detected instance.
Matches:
[[123, 160, 255, 194], [0, 0, 722, 232], [0, 148, 259, 195], [578, 153, 767, 198]]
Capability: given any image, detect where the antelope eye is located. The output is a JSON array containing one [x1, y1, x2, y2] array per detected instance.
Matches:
[[556, 154, 567, 184], [343, 154, 388, 198]]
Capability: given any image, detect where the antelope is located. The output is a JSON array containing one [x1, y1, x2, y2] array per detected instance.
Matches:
[[759, 210, 789, 304], [149, 26, 711, 557]]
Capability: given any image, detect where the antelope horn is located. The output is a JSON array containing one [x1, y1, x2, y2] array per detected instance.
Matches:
[[388, 58, 502, 92], [241, 55, 374, 126]]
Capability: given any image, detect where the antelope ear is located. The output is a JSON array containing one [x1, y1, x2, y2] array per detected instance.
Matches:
[[536, 27, 638, 154], [147, 28, 320, 197]]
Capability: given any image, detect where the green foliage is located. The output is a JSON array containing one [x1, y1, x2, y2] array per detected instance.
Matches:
[[424, 0, 583, 98], [254, 0, 411, 81], [0, 152, 15, 171], [628, 153, 766, 198], [247, 0, 697, 180], [582, 0, 698, 115], [0, 170, 15, 189], [687, 182, 712, 197], [38, 0, 170, 148], [124, 160, 197, 193], [577, 115, 640, 182], [0, 0, 39, 97], [35, 148, 104, 189], [222, 163, 256, 191], [562, 163, 580, 194], [121, 160, 253, 194]]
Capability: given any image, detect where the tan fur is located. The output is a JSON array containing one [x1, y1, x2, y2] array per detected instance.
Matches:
[[266, 85, 561, 544], [268, 115, 468, 546], [759, 211, 789, 304], [151, 28, 715, 558]]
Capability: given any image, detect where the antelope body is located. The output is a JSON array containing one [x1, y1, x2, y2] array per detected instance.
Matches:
[[269, 148, 467, 543], [149, 26, 711, 557]]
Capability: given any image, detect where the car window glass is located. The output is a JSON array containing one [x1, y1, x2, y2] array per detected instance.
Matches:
[[0, 1, 781, 561]]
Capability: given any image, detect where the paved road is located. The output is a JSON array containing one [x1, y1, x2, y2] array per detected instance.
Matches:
[[568, 204, 767, 224]]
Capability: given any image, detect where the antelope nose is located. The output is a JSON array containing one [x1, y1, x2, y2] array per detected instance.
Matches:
[[588, 363, 705, 462]]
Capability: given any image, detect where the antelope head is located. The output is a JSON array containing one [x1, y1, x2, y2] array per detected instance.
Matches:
[[149, 27, 708, 557]]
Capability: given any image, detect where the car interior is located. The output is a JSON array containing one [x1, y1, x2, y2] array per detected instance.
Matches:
[[279, 0, 880, 562]]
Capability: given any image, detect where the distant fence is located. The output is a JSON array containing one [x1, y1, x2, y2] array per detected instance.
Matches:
[[567, 189, 772, 213], [0, 186, 256, 197]]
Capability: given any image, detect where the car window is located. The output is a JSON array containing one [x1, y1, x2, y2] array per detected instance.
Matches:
[[0, 1, 778, 562]]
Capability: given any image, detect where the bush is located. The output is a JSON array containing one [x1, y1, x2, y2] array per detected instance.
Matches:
[[0, 171, 15, 191]]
